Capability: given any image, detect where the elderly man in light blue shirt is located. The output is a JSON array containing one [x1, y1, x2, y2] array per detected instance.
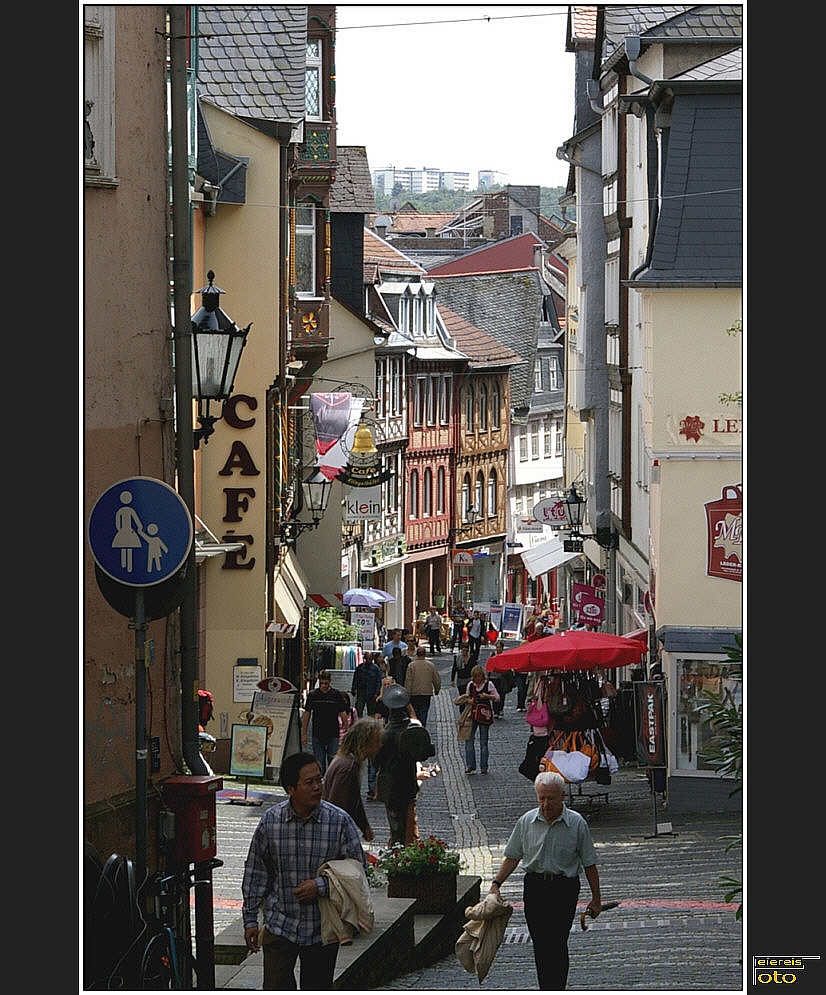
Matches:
[[488, 771, 602, 989]]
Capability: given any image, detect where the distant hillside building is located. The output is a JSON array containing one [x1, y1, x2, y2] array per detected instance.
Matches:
[[478, 169, 508, 189], [372, 165, 471, 194]]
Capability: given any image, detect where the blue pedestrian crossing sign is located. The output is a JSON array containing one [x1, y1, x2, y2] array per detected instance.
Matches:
[[88, 476, 193, 587]]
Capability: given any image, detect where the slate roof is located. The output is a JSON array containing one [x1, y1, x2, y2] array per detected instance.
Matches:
[[196, 6, 307, 125], [429, 272, 547, 408], [601, 5, 742, 72], [330, 147, 375, 213], [438, 304, 524, 371], [629, 87, 742, 287]]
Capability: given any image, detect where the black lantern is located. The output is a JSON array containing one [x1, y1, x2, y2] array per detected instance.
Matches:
[[191, 271, 252, 447], [563, 484, 586, 532], [280, 467, 333, 546]]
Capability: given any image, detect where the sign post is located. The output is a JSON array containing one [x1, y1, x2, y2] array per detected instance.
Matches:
[[88, 477, 194, 883]]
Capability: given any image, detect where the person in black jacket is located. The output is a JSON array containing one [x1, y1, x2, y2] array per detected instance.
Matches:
[[350, 652, 383, 717], [451, 643, 474, 695]]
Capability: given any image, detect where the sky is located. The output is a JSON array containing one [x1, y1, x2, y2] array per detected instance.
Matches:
[[334, 5, 576, 190]]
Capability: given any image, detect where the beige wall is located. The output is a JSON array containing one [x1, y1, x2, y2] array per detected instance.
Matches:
[[644, 288, 742, 630], [84, 6, 175, 811], [195, 105, 284, 727]]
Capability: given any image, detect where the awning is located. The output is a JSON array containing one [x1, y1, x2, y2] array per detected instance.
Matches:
[[520, 538, 580, 579], [623, 627, 648, 650], [307, 592, 344, 609], [194, 516, 245, 564], [272, 552, 308, 629]]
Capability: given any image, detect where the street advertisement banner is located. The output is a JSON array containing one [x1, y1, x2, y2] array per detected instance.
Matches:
[[705, 483, 742, 582], [500, 604, 525, 639], [634, 680, 667, 766], [351, 611, 376, 649], [572, 582, 604, 626]]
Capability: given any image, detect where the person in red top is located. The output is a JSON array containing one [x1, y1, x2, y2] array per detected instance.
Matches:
[[526, 620, 546, 643]]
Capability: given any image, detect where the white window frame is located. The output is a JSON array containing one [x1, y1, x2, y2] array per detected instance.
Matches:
[[84, 5, 116, 183], [487, 470, 497, 517], [423, 468, 433, 516], [440, 375, 452, 424], [409, 469, 419, 518], [294, 204, 316, 297], [479, 383, 488, 431], [491, 381, 501, 429]]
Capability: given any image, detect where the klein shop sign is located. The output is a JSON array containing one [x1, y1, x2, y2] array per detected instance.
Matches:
[[343, 486, 382, 521]]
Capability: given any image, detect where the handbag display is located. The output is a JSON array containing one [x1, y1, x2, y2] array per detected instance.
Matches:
[[525, 699, 550, 727]]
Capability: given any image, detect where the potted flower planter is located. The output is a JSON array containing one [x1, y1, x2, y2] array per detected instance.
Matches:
[[386, 872, 458, 914]]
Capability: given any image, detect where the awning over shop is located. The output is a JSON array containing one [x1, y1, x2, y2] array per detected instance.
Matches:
[[273, 551, 308, 629], [520, 537, 580, 579], [194, 516, 246, 564], [307, 592, 344, 609]]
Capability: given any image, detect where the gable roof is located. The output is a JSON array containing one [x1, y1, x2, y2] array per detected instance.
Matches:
[[363, 228, 425, 284], [430, 271, 548, 407], [196, 6, 307, 127], [427, 232, 547, 277], [438, 304, 524, 371]]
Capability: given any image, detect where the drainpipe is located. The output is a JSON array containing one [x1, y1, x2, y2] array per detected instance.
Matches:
[[625, 36, 655, 86], [170, 6, 208, 776]]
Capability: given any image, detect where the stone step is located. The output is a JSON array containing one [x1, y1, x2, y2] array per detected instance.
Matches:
[[215, 874, 481, 989]]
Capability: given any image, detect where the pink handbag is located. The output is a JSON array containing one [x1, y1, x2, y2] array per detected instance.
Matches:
[[525, 699, 550, 727]]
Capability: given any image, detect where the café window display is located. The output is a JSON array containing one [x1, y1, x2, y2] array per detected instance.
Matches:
[[676, 657, 742, 772]]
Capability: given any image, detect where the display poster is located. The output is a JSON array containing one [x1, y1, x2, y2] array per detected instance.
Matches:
[[233, 660, 262, 702], [500, 604, 525, 640], [229, 723, 268, 779], [248, 690, 300, 771], [351, 611, 377, 649]]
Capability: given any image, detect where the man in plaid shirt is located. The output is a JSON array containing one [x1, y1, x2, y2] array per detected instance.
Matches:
[[242, 751, 365, 988]]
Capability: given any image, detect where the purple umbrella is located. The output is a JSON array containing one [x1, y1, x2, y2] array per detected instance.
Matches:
[[342, 587, 396, 608]]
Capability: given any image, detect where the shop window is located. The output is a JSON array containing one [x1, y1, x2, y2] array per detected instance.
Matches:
[[84, 5, 115, 182], [675, 657, 742, 773]]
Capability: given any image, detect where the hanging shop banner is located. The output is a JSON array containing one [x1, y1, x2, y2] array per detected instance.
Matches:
[[705, 484, 742, 582], [572, 582, 604, 626], [634, 680, 667, 766]]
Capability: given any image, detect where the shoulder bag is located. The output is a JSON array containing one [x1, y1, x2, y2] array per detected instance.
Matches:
[[470, 684, 494, 725]]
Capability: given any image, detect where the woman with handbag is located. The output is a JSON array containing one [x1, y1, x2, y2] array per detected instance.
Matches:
[[519, 673, 553, 781], [455, 665, 499, 774]]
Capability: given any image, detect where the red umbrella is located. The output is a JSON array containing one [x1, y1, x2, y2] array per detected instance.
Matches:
[[485, 629, 647, 674]]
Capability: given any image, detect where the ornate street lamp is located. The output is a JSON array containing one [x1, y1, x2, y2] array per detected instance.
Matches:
[[190, 271, 252, 447], [280, 466, 333, 545], [562, 484, 617, 550]]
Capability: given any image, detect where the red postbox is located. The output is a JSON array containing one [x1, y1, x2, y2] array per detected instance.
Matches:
[[161, 774, 223, 865]]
